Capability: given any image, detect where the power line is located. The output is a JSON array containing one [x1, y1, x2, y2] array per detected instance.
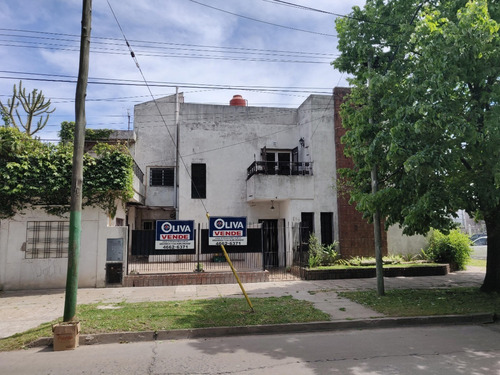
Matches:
[[0, 42, 333, 64], [263, 0, 398, 27], [107, 0, 211, 215], [0, 70, 333, 94], [187, 0, 337, 37], [264, 0, 353, 16], [0, 30, 336, 58]]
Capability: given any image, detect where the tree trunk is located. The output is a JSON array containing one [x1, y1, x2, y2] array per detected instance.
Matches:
[[480, 210, 500, 293]]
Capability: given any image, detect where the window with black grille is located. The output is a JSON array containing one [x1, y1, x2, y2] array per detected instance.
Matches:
[[150, 168, 174, 187], [26, 221, 69, 259], [191, 163, 206, 199]]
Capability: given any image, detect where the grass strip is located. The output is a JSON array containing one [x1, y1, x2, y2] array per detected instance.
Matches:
[[467, 259, 486, 268], [0, 296, 329, 351], [339, 287, 500, 317]]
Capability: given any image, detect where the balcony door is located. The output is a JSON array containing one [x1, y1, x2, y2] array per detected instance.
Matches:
[[277, 152, 291, 175], [261, 147, 293, 176]]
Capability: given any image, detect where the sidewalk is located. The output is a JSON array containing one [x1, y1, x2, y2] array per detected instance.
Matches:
[[0, 267, 487, 339]]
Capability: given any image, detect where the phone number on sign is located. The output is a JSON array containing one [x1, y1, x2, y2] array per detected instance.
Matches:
[[157, 244, 192, 250], [213, 241, 244, 246]]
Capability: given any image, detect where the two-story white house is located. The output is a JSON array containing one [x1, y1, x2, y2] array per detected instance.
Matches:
[[126, 89, 427, 277]]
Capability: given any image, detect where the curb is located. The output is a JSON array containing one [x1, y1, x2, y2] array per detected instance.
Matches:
[[29, 313, 496, 348]]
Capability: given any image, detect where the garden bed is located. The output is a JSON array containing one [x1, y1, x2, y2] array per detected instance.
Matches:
[[292, 263, 449, 281]]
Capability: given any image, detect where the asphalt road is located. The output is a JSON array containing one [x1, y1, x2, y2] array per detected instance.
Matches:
[[2, 323, 500, 374]]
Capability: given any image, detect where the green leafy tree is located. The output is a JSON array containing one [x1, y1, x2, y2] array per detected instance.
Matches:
[[0, 127, 133, 218], [334, 0, 500, 292], [59, 121, 114, 143], [0, 81, 55, 136]]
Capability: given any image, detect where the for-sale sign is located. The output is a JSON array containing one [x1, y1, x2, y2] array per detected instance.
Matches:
[[155, 220, 195, 250], [209, 217, 247, 246]]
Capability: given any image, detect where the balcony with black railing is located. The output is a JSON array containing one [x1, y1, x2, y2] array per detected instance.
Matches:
[[246, 161, 313, 180], [246, 161, 314, 202]]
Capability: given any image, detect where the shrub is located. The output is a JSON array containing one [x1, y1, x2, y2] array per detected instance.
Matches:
[[424, 229, 472, 271], [307, 234, 339, 268], [307, 234, 323, 268]]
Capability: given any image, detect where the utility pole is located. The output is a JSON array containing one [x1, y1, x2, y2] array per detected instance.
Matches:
[[174, 87, 180, 219], [63, 0, 92, 322], [368, 58, 385, 296]]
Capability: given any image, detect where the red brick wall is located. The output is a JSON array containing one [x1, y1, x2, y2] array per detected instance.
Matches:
[[334, 87, 387, 258]]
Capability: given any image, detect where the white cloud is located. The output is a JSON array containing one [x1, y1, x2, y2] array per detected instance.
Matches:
[[0, 0, 365, 140]]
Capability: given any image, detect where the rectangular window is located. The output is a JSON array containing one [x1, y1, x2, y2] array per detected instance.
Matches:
[[150, 168, 174, 186], [321, 212, 334, 245], [26, 221, 69, 259], [191, 163, 206, 199]]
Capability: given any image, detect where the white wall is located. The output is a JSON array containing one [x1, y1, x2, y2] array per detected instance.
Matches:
[[131, 95, 338, 263], [387, 225, 429, 256], [177, 102, 299, 224], [0, 204, 127, 291], [132, 94, 180, 208]]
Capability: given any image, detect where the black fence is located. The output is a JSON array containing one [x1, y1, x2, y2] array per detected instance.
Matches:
[[128, 222, 310, 280], [129, 227, 264, 274]]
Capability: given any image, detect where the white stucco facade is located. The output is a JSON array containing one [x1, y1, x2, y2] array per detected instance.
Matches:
[[0, 205, 127, 291], [130, 94, 338, 267]]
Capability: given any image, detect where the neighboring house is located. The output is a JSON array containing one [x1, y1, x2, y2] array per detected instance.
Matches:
[[0, 132, 142, 291]]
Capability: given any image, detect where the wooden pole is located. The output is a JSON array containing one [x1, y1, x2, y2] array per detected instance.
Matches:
[[63, 0, 92, 322]]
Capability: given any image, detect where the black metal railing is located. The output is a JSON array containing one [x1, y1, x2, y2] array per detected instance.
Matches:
[[247, 161, 313, 180], [127, 224, 305, 281], [133, 160, 144, 184]]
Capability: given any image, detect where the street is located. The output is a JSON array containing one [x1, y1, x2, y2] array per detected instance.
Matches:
[[1, 324, 500, 374]]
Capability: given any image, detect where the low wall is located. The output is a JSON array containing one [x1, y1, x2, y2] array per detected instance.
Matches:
[[123, 270, 269, 287], [292, 264, 449, 281]]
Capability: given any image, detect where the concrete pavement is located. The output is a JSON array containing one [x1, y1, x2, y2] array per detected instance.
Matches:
[[0, 266, 487, 340]]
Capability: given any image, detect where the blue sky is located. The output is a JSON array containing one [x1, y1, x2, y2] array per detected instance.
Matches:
[[0, 0, 365, 140]]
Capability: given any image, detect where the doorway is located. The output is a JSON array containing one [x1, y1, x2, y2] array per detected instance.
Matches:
[[260, 219, 279, 268]]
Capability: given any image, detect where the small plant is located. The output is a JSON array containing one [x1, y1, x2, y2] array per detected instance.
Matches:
[[194, 263, 204, 273], [382, 254, 404, 264], [307, 234, 339, 268], [401, 253, 422, 262], [425, 229, 472, 271], [307, 233, 323, 268], [346, 256, 366, 266], [322, 242, 340, 265], [336, 258, 351, 266]]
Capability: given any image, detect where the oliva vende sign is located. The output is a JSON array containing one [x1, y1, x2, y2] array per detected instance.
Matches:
[[209, 216, 247, 246], [155, 220, 195, 250]]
